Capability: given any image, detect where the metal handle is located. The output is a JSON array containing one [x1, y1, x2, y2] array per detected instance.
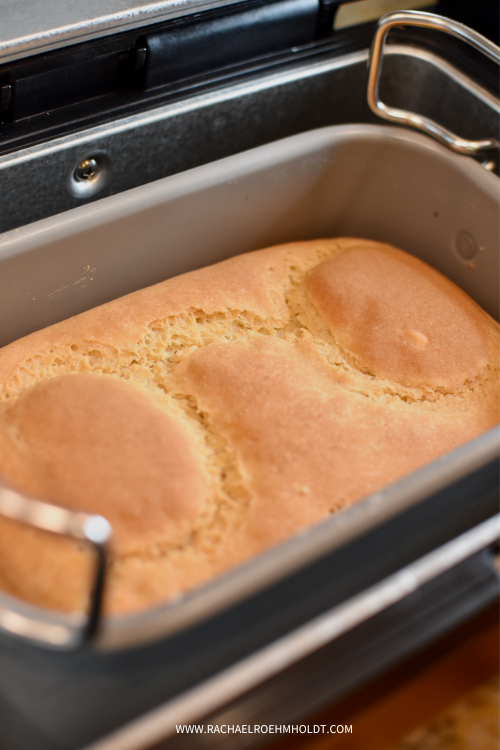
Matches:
[[0, 479, 111, 648], [367, 11, 500, 162]]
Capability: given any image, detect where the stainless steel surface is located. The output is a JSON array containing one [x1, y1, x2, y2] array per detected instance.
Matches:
[[0, 0, 241, 64], [367, 11, 500, 159], [0, 479, 111, 648], [1, 43, 498, 234], [334, 0, 434, 29], [82, 514, 500, 750], [0, 123, 498, 651]]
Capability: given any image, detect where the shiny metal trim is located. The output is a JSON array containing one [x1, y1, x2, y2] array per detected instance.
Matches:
[[83, 514, 500, 750], [367, 11, 500, 159], [0, 479, 111, 648]]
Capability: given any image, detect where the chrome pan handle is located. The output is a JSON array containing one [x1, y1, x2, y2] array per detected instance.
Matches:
[[0, 479, 111, 648], [367, 11, 500, 162]]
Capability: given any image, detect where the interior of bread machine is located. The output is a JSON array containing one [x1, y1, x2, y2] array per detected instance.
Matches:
[[0, 2, 498, 749]]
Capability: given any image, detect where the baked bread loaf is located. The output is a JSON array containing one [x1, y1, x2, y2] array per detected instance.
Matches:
[[0, 238, 498, 614]]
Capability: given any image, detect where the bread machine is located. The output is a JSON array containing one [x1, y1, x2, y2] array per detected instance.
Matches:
[[0, 2, 498, 749]]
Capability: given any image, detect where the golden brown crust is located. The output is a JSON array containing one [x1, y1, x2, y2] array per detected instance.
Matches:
[[171, 335, 497, 552], [304, 241, 497, 390], [0, 373, 211, 554], [0, 238, 498, 614], [0, 244, 291, 392]]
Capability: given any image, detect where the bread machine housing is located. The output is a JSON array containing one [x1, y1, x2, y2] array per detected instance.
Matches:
[[0, 2, 499, 749]]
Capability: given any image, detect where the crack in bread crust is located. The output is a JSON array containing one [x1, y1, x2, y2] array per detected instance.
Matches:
[[115, 390, 253, 564], [283, 255, 500, 405]]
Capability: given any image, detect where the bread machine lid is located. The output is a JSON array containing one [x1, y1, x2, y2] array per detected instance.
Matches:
[[0, 0, 246, 64]]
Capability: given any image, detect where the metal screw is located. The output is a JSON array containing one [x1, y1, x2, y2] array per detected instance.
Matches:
[[74, 158, 99, 182]]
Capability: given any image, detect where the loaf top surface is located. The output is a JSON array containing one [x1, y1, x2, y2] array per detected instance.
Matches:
[[0, 238, 498, 614]]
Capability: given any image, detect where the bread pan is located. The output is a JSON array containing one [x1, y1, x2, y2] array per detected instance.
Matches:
[[0, 119, 498, 750]]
